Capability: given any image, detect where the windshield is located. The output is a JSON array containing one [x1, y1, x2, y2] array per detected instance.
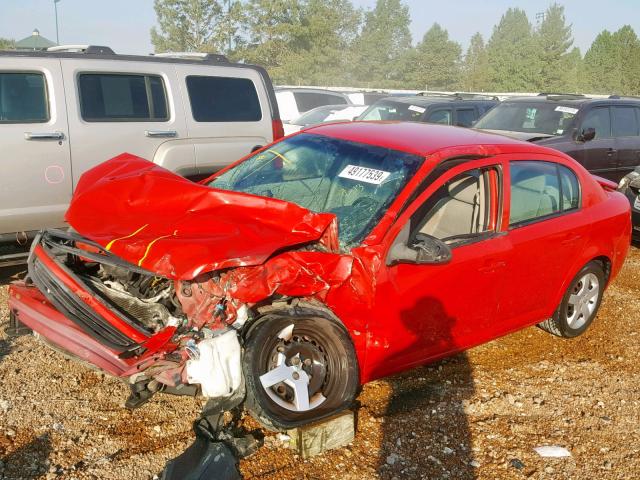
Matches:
[[209, 133, 423, 248], [475, 102, 579, 135], [293, 106, 340, 126], [358, 100, 426, 122]]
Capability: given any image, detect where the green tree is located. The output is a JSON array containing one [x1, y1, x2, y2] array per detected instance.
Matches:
[[486, 8, 538, 92], [407, 23, 461, 91], [534, 3, 574, 92], [282, 0, 361, 85], [0, 38, 15, 50], [462, 32, 490, 92], [583, 26, 640, 95], [563, 47, 583, 93], [150, 0, 238, 53], [238, 0, 306, 82], [351, 0, 412, 88]]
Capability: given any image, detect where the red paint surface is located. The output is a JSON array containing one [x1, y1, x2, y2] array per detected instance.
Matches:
[[10, 122, 632, 384]]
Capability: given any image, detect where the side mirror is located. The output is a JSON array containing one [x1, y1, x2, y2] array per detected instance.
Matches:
[[579, 127, 596, 142], [387, 232, 452, 265]]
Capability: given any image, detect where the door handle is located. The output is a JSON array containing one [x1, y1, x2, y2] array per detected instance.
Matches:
[[561, 234, 582, 245], [145, 130, 177, 138], [607, 148, 618, 156], [24, 131, 64, 141]]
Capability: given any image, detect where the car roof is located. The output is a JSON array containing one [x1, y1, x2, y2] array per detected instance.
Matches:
[[304, 121, 557, 157], [377, 95, 497, 106]]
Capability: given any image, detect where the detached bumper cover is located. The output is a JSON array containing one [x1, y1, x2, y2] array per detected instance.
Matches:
[[8, 283, 135, 376]]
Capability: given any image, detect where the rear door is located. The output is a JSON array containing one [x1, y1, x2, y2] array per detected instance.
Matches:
[[177, 64, 274, 177], [612, 105, 640, 178], [0, 58, 72, 234], [454, 107, 477, 127], [61, 59, 190, 181]]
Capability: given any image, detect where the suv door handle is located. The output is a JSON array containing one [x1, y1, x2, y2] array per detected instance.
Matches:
[[145, 130, 177, 138], [24, 131, 64, 141], [607, 148, 618, 156]]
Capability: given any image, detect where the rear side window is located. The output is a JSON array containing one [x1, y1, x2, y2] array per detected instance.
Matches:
[[456, 109, 476, 127], [612, 106, 639, 137], [559, 165, 580, 211], [79, 73, 168, 122], [581, 107, 611, 139], [0, 72, 48, 123], [186, 76, 261, 122], [294, 92, 347, 112], [509, 161, 560, 225]]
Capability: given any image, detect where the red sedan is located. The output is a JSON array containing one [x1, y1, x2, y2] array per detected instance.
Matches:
[[8, 122, 631, 431]]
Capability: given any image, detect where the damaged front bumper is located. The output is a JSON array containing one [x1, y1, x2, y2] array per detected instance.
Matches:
[[9, 230, 244, 401]]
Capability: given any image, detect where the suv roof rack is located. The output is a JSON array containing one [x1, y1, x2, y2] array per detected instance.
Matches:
[[151, 52, 228, 63], [47, 45, 115, 54], [538, 93, 586, 100], [609, 95, 640, 100], [416, 91, 499, 101]]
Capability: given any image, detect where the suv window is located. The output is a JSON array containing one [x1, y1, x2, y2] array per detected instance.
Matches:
[[359, 100, 425, 121], [456, 109, 476, 127], [0, 72, 48, 123], [294, 92, 348, 112], [79, 73, 168, 122], [427, 109, 452, 125], [581, 107, 611, 139], [612, 106, 639, 137], [187, 76, 262, 122], [510, 161, 561, 225]]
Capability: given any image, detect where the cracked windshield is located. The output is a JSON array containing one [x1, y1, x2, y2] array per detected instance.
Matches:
[[209, 133, 422, 247]]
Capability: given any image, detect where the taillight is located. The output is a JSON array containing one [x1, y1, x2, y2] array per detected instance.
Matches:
[[272, 119, 285, 140]]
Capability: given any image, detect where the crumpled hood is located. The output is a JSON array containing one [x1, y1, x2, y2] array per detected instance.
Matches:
[[65, 153, 338, 280]]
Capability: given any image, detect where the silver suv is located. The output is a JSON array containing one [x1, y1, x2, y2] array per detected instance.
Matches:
[[0, 46, 282, 266]]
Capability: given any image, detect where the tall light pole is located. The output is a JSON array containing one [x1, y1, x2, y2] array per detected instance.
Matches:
[[54, 0, 61, 45]]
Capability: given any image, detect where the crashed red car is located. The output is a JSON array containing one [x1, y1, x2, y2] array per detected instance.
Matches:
[[8, 122, 631, 430]]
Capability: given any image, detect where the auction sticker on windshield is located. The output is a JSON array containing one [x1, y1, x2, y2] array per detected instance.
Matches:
[[339, 165, 391, 185], [555, 106, 579, 115]]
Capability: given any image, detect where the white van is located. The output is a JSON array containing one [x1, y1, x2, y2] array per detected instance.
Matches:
[[0, 46, 283, 266]]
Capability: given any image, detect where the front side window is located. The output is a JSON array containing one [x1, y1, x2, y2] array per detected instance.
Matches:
[[209, 133, 423, 247], [427, 109, 452, 125], [612, 106, 639, 137], [0, 72, 48, 123], [186, 76, 261, 122], [580, 107, 611, 139], [509, 161, 580, 226], [79, 73, 168, 122], [412, 167, 499, 243], [475, 102, 578, 135]]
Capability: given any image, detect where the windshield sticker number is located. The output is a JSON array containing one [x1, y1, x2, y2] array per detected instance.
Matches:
[[408, 105, 426, 114], [339, 165, 391, 185], [555, 106, 579, 115]]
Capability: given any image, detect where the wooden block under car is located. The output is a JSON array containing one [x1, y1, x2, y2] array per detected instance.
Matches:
[[287, 410, 355, 459]]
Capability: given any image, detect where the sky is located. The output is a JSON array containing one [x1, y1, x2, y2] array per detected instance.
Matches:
[[0, 0, 638, 56]]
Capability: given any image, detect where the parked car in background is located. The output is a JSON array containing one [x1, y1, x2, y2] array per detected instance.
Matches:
[[474, 94, 640, 183], [275, 87, 352, 122], [9, 122, 630, 432], [0, 46, 282, 267], [283, 104, 368, 135], [357, 93, 498, 127], [617, 167, 640, 241]]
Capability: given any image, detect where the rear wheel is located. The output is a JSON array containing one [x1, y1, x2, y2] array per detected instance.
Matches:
[[538, 261, 606, 338], [243, 315, 358, 431]]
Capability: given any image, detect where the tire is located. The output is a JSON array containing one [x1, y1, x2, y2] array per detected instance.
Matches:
[[243, 314, 359, 431], [538, 261, 606, 338]]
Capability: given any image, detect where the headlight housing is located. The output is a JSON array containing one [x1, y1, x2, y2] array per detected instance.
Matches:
[[618, 171, 640, 191]]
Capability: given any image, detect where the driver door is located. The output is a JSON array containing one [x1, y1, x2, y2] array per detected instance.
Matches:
[[365, 159, 511, 380]]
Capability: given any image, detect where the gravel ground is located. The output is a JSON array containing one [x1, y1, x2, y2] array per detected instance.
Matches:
[[0, 248, 639, 479]]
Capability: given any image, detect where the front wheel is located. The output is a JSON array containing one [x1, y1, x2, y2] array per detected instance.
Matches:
[[538, 261, 606, 338], [243, 315, 359, 431]]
